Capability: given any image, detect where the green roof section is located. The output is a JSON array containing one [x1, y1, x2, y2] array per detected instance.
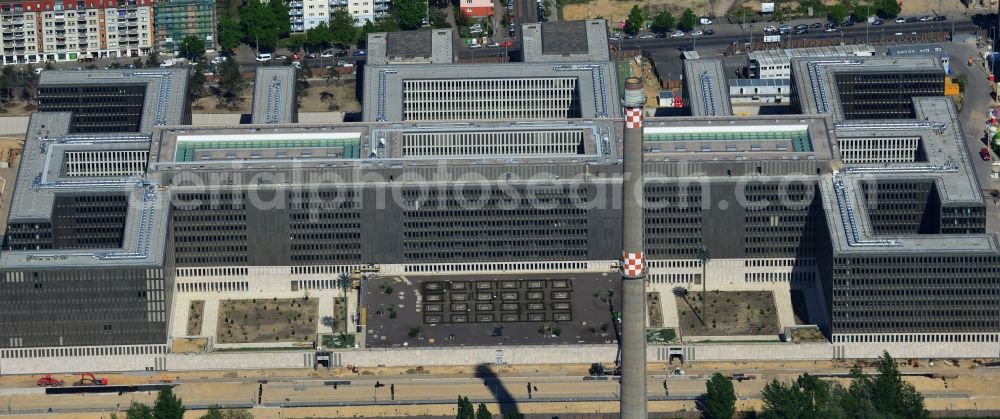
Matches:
[[175, 137, 362, 162], [643, 129, 813, 152]]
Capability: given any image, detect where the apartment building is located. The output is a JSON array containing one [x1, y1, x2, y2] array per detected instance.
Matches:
[[328, 0, 385, 27], [0, 0, 154, 65], [154, 0, 215, 52]]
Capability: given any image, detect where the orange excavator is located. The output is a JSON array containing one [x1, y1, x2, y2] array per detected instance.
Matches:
[[73, 372, 108, 386], [35, 374, 64, 387]]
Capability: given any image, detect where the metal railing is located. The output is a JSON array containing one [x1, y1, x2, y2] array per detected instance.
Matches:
[[553, 64, 609, 118], [831, 175, 902, 247]]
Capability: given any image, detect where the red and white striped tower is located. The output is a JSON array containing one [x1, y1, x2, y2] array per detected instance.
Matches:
[[620, 76, 647, 419]]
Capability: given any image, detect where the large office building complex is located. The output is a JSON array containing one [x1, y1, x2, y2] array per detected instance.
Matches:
[[0, 0, 156, 65], [153, 0, 215, 52], [0, 22, 997, 373]]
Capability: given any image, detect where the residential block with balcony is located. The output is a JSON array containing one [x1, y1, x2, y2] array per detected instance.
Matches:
[[154, 0, 215, 52], [0, 0, 155, 65]]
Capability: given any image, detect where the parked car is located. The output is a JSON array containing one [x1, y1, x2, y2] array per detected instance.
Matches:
[[894, 17, 906, 23], [793, 24, 809, 30], [274, 55, 288, 61], [981, 147, 992, 161], [793, 28, 808, 35], [670, 30, 685, 38], [824, 27, 838, 32], [320, 51, 335, 58], [639, 34, 653, 39], [352, 49, 367, 56], [486, 42, 500, 47], [933, 15, 946, 21], [779, 25, 792, 31], [469, 43, 482, 49], [842, 20, 855, 27], [159, 59, 175, 68], [704, 29, 715, 35], [211, 56, 226, 65], [690, 30, 703, 36], [905, 16, 919, 22], [699, 17, 712, 24], [764, 25, 777, 32], [919, 15, 932, 21], [809, 22, 823, 28], [872, 19, 884, 25], [255, 53, 272, 62]]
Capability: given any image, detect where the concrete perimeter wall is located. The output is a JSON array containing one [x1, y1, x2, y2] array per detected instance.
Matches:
[[3, 341, 999, 375]]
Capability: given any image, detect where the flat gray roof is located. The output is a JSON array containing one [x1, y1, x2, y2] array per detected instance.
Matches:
[[823, 96, 992, 254], [730, 78, 791, 87], [640, 114, 833, 161], [362, 61, 622, 122], [366, 29, 455, 65], [0, 113, 167, 269], [522, 20, 610, 63], [251, 67, 297, 125], [148, 119, 621, 171], [792, 56, 943, 119], [684, 59, 733, 117], [38, 69, 190, 131]]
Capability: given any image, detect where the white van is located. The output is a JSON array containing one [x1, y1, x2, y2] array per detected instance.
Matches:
[[255, 53, 272, 62]]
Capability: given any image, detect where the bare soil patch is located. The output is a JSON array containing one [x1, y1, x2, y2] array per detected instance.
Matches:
[[677, 290, 779, 336], [300, 79, 360, 113], [171, 337, 209, 353], [217, 298, 318, 344], [187, 300, 205, 336], [563, 0, 711, 25], [333, 296, 348, 333], [647, 292, 664, 327]]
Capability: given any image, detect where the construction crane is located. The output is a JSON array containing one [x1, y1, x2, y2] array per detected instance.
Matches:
[[35, 374, 64, 387], [73, 372, 108, 386], [351, 265, 381, 289]]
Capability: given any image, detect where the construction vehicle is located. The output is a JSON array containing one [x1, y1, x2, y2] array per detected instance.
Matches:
[[36, 374, 64, 387], [73, 372, 108, 386], [351, 265, 381, 289], [589, 362, 621, 376]]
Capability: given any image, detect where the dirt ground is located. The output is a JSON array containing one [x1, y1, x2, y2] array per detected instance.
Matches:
[[677, 290, 780, 336], [332, 296, 347, 333], [186, 300, 204, 336], [648, 292, 664, 327], [563, 0, 712, 25], [192, 94, 250, 114], [216, 298, 318, 344], [0, 102, 34, 117], [171, 337, 209, 354], [299, 79, 360, 113]]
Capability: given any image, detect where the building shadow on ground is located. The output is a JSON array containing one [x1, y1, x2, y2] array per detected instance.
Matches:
[[474, 363, 521, 417]]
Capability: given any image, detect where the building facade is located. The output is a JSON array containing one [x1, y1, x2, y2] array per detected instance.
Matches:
[[0, 0, 155, 65], [153, 0, 215, 52], [459, 0, 492, 18], [328, 0, 382, 27]]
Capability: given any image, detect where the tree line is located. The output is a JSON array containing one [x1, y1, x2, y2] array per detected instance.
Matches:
[[700, 351, 929, 419]]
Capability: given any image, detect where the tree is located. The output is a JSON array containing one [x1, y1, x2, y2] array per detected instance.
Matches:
[[145, 51, 160, 68], [217, 17, 242, 52], [126, 402, 154, 419], [650, 11, 675, 34], [475, 403, 491, 419], [844, 352, 929, 419], [199, 407, 225, 419], [321, 315, 336, 331], [623, 5, 643, 36], [240, 0, 288, 52], [456, 396, 474, 419], [703, 373, 736, 419], [287, 33, 307, 53], [178, 35, 206, 62], [305, 22, 334, 52], [336, 272, 351, 296], [827, 4, 848, 24], [189, 63, 206, 99], [153, 388, 185, 419], [392, 0, 427, 30], [216, 57, 245, 108], [876, 0, 900, 18], [761, 374, 844, 419], [677, 8, 698, 32], [329, 9, 360, 47]]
